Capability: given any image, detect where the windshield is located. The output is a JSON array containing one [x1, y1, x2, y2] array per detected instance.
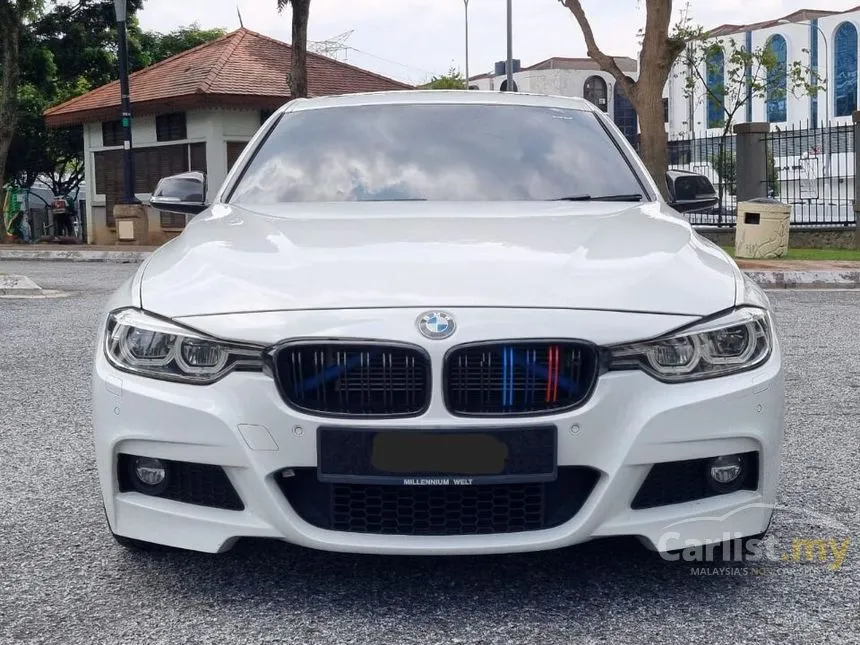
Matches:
[[228, 103, 646, 204]]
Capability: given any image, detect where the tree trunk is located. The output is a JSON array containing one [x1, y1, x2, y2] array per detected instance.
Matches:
[[632, 0, 678, 200], [0, 19, 22, 192], [633, 84, 670, 200], [289, 0, 311, 99], [561, 0, 683, 200]]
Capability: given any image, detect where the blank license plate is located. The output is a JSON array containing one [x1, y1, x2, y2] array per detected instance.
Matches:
[[317, 426, 557, 485]]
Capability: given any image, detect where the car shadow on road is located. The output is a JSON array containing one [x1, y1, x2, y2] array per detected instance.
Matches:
[[113, 536, 761, 619]]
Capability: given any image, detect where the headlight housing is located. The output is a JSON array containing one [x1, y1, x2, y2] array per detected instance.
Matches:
[[608, 307, 772, 382], [104, 308, 264, 384]]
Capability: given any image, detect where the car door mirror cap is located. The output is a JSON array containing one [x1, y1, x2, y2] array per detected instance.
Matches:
[[150, 171, 208, 215]]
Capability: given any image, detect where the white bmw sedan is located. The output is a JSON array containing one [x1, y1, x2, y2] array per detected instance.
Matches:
[[93, 91, 783, 556]]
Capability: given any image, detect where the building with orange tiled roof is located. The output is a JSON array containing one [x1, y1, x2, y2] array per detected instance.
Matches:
[[45, 28, 412, 245]]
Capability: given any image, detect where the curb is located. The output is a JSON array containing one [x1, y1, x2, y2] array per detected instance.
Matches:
[[1, 249, 858, 288], [744, 270, 860, 289], [0, 249, 150, 263]]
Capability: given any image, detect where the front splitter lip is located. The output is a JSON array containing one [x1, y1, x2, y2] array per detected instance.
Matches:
[[110, 486, 774, 556]]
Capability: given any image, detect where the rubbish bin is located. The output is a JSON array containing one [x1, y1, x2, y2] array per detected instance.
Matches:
[[734, 198, 791, 259]]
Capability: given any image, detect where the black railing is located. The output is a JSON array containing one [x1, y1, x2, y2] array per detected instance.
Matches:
[[667, 132, 738, 227], [664, 123, 857, 228], [762, 122, 855, 227]]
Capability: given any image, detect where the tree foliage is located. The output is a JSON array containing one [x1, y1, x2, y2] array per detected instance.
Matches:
[[4, 3, 225, 196], [680, 26, 817, 207], [0, 0, 46, 200], [135, 23, 227, 70], [679, 28, 821, 136], [425, 68, 467, 90]]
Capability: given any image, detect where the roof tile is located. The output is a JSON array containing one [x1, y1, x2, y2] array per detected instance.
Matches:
[[44, 28, 412, 127]]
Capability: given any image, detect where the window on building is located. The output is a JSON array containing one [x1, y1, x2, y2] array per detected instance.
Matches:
[[810, 21, 820, 124], [834, 22, 858, 117], [94, 142, 206, 228], [706, 47, 725, 128], [583, 76, 608, 112], [663, 97, 670, 123], [102, 120, 123, 147], [156, 112, 187, 142], [766, 35, 787, 123], [227, 141, 248, 170]]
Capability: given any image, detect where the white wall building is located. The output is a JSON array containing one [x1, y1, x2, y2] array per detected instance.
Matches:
[[666, 8, 860, 137], [75, 109, 264, 244], [469, 57, 641, 142]]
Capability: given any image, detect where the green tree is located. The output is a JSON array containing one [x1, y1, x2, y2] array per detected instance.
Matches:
[[277, 0, 312, 99], [0, 0, 44, 200], [4, 0, 146, 194], [425, 68, 467, 90], [681, 29, 818, 208], [559, 0, 687, 199], [135, 23, 227, 70], [6, 9, 224, 197]]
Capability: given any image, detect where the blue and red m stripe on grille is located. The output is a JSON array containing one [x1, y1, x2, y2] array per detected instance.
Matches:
[[500, 344, 564, 407]]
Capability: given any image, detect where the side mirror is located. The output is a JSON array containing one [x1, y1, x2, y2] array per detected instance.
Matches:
[[150, 171, 208, 215], [666, 171, 719, 213]]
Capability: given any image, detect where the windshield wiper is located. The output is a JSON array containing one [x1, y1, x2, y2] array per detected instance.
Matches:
[[550, 193, 643, 202]]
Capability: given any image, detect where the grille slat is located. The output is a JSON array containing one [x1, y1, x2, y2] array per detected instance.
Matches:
[[274, 343, 430, 416], [445, 341, 599, 416]]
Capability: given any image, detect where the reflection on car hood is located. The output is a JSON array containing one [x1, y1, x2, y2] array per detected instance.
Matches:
[[139, 201, 741, 318]]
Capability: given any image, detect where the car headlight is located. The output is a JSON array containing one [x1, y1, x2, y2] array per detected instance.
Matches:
[[104, 308, 264, 384], [608, 307, 772, 382]]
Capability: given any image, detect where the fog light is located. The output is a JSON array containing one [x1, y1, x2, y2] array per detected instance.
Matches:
[[707, 454, 744, 492], [131, 456, 167, 493]]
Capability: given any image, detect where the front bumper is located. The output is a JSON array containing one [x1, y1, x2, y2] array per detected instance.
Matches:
[[93, 307, 784, 555]]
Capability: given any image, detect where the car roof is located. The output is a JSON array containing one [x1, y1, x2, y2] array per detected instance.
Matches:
[[283, 90, 599, 113]]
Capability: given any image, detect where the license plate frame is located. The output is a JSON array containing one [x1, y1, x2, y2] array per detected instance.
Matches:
[[316, 425, 557, 485]]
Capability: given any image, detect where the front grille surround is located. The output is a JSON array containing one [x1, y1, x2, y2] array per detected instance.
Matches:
[[269, 339, 432, 418], [443, 339, 602, 417]]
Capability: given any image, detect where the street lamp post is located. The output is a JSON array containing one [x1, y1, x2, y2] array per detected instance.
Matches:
[[506, 0, 514, 91], [463, 0, 470, 89], [114, 0, 137, 204]]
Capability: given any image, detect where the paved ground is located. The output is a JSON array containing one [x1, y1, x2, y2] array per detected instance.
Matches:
[[0, 261, 858, 645]]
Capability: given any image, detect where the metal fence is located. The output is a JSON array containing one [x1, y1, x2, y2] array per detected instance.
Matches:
[[665, 123, 857, 228], [763, 122, 855, 227]]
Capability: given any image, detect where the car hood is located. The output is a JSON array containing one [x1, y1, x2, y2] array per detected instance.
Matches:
[[139, 201, 741, 318]]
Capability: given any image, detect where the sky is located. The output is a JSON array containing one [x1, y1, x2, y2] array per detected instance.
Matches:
[[137, 0, 860, 84]]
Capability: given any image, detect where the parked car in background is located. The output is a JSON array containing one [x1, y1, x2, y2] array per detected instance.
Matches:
[[93, 91, 783, 559]]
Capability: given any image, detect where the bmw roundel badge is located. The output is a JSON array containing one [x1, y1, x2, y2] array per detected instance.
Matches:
[[417, 311, 456, 340]]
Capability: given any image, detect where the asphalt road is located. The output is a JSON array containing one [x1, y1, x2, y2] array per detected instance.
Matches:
[[0, 261, 858, 645]]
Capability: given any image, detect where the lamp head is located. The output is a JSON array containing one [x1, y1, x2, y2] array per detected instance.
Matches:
[[114, 0, 127, 22]]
